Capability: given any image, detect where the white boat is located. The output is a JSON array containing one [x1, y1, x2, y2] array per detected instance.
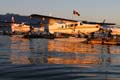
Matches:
[[11, 16, 44, 34], [49, 22, 100, 35], [11, 23, 30, 33], [30, 14, 101, 36], [54, 37, 87, 43], [111, 27, 120, 35], [11, 16, 30, 33]]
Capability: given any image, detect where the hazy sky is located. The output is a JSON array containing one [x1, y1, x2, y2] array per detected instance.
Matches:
[[0, 0, 120, 24]]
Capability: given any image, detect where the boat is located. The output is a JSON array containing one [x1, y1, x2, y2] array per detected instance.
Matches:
[[111, 27, 120, 35], [54, 37, 87, 43], [23, 32, 55, 39], [11, 23, 30, 33], [30, 14, 101, 36], [48, 22, 100, 36], [88, 38, 120, 45], [88, 38, 103, 44]]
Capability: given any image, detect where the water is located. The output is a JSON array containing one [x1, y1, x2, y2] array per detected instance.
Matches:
[[0, 35, 120, 80]]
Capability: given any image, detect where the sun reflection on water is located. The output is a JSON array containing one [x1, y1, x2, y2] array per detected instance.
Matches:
[[4, 36, 120, 65]]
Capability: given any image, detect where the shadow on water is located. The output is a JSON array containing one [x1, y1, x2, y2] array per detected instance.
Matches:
[[0, 35, 120, 79]]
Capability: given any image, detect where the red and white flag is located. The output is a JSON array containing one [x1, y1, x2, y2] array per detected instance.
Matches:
[[73, 10, 80, 16]]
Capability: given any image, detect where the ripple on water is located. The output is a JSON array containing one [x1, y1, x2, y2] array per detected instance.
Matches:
[[0, 64, 119, 80]]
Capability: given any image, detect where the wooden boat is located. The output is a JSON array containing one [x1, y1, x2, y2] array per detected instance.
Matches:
[[88, 38, 103, 44], [54, 37, 87, 43], [89, 38, 120, 45], [104, 39, 120, 45], [104, 41, 117, 45]]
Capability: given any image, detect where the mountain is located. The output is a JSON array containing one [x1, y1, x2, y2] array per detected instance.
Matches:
[[0, 13, 40, 24]]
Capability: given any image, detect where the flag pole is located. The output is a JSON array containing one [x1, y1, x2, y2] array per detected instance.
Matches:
[[72, 13, 74, 20], [72, 10, 74, 20]]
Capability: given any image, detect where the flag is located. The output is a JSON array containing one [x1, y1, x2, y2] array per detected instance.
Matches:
[[73, 10, 80, 16]]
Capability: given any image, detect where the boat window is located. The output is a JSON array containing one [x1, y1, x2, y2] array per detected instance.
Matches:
[[70, 24, 73, 27], [61, 25, 64, 28], [75, 24, 78, 26], [68, 25, 70, 27], [80, 23, 83, 25], [96, 26, 99, 28], [65, 25, 67, 28]]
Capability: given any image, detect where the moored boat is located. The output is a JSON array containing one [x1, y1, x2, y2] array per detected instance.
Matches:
[[54, 37, 87, 43]]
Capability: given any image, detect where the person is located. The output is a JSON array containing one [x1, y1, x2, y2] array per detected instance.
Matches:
[[108, 29, 112, 37], [91, 32, 95, 39], [29, 26, 34, 32]]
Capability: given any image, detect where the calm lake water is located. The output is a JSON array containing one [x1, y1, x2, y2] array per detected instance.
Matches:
[[0, 35, 120, 80]]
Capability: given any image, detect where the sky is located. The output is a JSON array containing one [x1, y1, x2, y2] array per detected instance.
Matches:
[[0, 0, 120, 24]]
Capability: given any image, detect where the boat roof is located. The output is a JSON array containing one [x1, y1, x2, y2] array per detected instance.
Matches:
[[30, 14, 78, 22]]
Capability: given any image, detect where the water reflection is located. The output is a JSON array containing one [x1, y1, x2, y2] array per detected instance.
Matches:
[[0, 35, 120, 65], [48, 40, 97, 54], [9, 36, 49, 64], [1, 35, 120, 80], [10, 35, 31, 64], [48, 40, 101, 64]]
